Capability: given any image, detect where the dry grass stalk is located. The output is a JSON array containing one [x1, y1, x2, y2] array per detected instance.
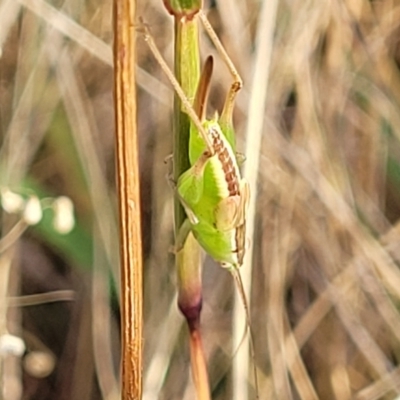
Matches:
[[114, 0, 143, 398]]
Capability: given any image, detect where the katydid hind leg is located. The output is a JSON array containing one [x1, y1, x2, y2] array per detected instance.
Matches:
[[236, 179, 250, 225], [198, 10, 242, 92], [138, 20, 215, 155], [198, 10, 242, 142]]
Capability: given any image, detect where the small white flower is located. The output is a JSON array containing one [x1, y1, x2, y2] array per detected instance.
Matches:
[[23, 196, 43, 225], [0, 334, 25, 357], [53, 196, 75, 234], [1, 188, 25, 213]]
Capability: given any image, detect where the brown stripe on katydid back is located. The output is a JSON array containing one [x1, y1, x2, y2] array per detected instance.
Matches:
[[210, 127, 240, 197]]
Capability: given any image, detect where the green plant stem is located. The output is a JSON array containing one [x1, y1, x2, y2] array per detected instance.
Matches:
[[177, 232, 209, 399], [173, 17, 200, 227], [169, 3, 211, 398]]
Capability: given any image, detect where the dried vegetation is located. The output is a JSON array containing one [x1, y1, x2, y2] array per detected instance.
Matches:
[[2, 0, 400, 399]]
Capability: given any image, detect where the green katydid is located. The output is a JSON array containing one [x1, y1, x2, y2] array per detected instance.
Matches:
[[140, 12, 258, 396], [175, 55, 250, 274], [141, 13, 249, 274]]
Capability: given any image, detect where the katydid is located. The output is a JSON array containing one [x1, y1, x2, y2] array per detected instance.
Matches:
[[174, 52, 258, 399], [140, 14, 258, 396], [175, 55, 250, 273]]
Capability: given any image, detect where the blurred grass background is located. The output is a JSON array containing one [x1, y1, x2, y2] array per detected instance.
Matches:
[[2, 0, 400, 399]]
